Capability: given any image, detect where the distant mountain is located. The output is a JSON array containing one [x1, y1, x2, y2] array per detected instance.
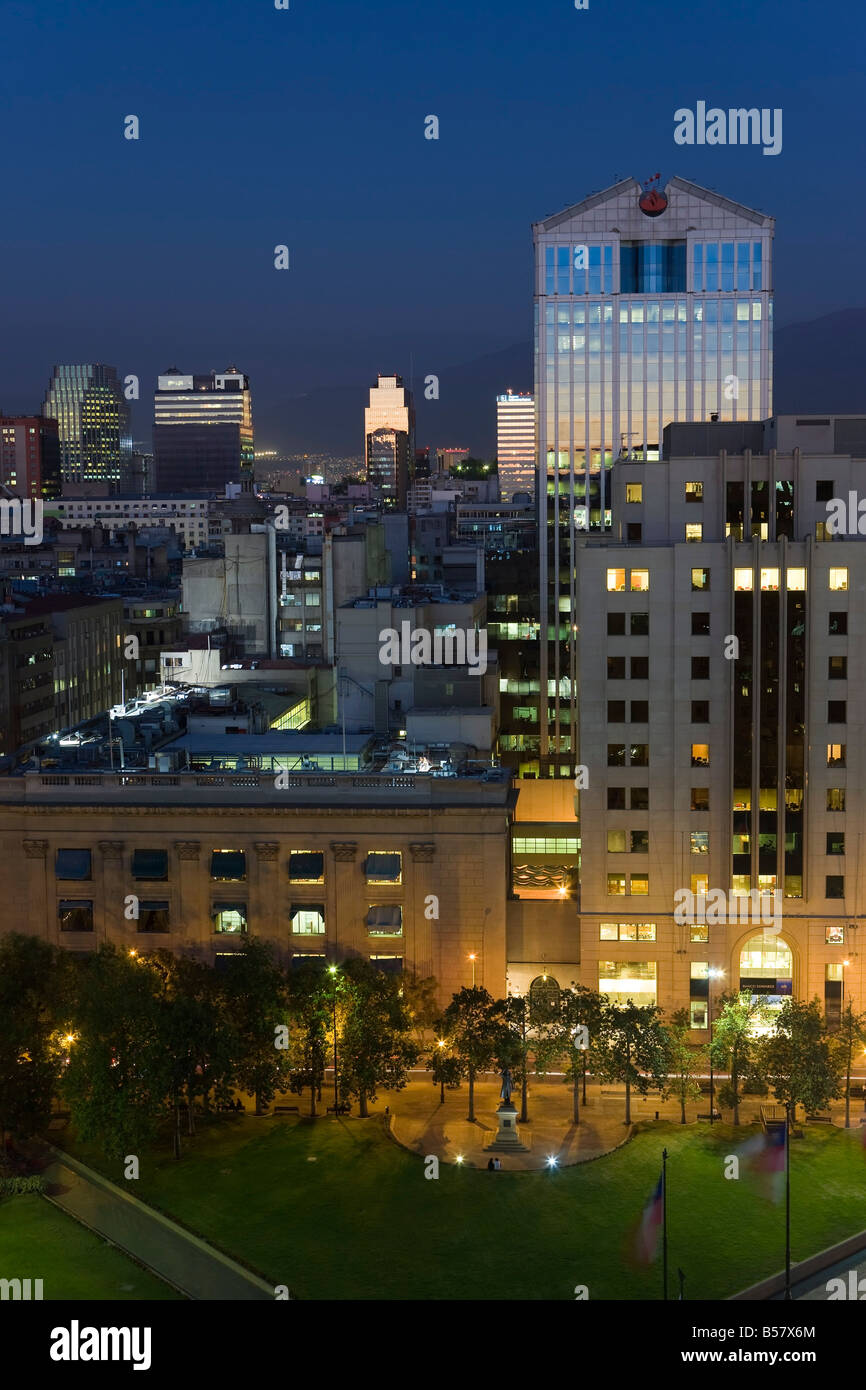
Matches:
[[277, 308, 866, 459]]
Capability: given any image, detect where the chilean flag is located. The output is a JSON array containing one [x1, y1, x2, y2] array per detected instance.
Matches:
[[634, 1172, 664, 1264]]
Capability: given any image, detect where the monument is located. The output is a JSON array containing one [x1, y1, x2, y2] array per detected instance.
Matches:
[[484, 1065, 530, 1153]]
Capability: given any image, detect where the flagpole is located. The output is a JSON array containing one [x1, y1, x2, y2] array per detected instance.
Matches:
[[662, 1147, 668, 1301], [784, 1104, 791, 1300]]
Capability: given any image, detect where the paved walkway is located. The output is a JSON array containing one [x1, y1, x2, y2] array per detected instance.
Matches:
[[42, 1145, 274, 1301]]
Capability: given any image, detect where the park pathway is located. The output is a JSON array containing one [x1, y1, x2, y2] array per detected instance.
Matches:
[[42, 1144, 274, 1301]]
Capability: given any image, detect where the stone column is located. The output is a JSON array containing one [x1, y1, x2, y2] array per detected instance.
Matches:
[[175, 841, 205, 954], [409, 842, 436, 980], [330, 841, 358, 959], [23, 840, 49, 939], [98, 841, 125, 946], [253, 842, 281, 957]]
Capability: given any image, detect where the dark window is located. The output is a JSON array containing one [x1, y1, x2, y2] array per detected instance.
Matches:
[[691, 701, 710, 723], [816, 479, 834, 502], [691, 656, 710, 680], [607, 744, 626, 767], [607, 700, 626, 723], [370, 955, 404, 976], [627, 522, 642, 543], [826, 875, 845, 899], [55, 849, 92, 880], [630, 787, 649, 811], [288, 851, 324, 883], [607, 612, 626, 636], [607, 656, 626, 679], [691, 612, 710, 636], [139, 900, 170, 933], [630, 701, 649, 722], [132, 849, 168, 880], [210, 851, 246, 881], [365, 852, 402, 883], [630, 830, 649, 853], [58, 900, 93, 931], [367, 904, 403, 934], [289, 954, 328, 973], [829, 655, 847, 679], [630, 744, 649, 767], [691, 788, 709, 811], [630, 656, 648, 679], [829, 612, 847, 635], [828, 701, 846, 723], [630, 612, 649, 636], [607, 787, 626, 809], [827, 833, 845, 856]]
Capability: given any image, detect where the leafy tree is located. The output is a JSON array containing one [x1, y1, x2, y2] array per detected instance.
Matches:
[[400, 972, 440, 1048], [286, 966, 332, 1118], [834, 1002, 866, 1129], [0, 935, 69, 1155], [426, 1029, 463, 1102], [711, 993, 768, 1124], [596, 1001, 669, 1125], [145, 952, 233, 1154], [219, 941, 289, 1114], [540, 985, 607, 1124], [499, 993, 542, 1122], [62, 945, 169, 1160], [662, 1009, 706, 1124], [758, 997, 844, 1119], [441, 986, 504, 1123], [337, 960, 419, 1117]]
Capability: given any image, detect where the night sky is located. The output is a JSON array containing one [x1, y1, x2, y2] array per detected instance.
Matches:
[[1, 0, 862, 451]]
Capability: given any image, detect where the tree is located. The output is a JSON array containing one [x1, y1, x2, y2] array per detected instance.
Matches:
[[662, 1009, 706, 1124], [711, 993, 768, 1125], [499, 994, 539, 1122], [758, 997, 844, 1119], [541, 985, 607, 1124], [596, 1001, 669, 1125], [0, 935, 69, 1157], [337, 960, 419, 1117], [62, 945, 169, 1160], [834, 1002, 866, 1129], [285, 966, 331, 1118], [426, 1030, 463, 1103], [441, 986, 504, 1123], [400, 972, 440, 1048], [219, 942, 289, 1114]]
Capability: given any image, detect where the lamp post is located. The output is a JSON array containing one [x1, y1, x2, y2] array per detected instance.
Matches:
[[328, 965, 339, 1114], [468, 953, 477, 987], [707, 968, 725, 1124], [436, 1038, 446, 1103]]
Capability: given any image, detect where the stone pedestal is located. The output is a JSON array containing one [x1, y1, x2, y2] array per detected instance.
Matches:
[[484, 1101, 530, 1152]]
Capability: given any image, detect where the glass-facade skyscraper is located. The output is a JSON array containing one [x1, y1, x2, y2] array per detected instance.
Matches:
[[533, 176, 774, 770], [153, 367, 254, 494], [496, 392, 535, 500], [42, 364, 132, 493], [364, 374, 415, 509]]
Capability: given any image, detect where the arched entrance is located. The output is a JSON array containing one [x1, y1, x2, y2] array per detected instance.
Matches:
[[528, 974, 560, 1024], [738, 935, 794, 1032]]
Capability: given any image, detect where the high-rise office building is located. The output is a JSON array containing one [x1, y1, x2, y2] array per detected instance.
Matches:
[[0, 415, 61, 499], [534, 176, 774, 769], [154, 367, 254, 494], [42, 364, 132, 493], [496, 392, 535, 499], [364, 374, 415, 508]]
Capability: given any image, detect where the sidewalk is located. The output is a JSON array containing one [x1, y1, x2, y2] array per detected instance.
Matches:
[[42, 1145, 274, 1300]]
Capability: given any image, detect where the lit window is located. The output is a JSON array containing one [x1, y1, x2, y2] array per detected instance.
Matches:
[[291, 904, 325, 934], [690, 1001, 708, 1029], [690, 831, 709, 854], [691, 568, 709, 591], [685, 523, 703, 542], [734, 568, 753, 591], [607, 568, 626, 592], [606, 874, 626, 896], [607, 830, 627, 853], [829, 568, 848, 592], [630, 569, 649, 592], [630, 874, 649, 896], [827, 744, 846, 767], [826, 925, 845, 944], [691, 744, 710, 766], [626, 483, 643, 503], [786, 568, 806, 591], [760, 568, 779, 591], [685, 481, 703, 502], [212, 902, 247, 933], [690, 873, 709, 895], [690, 923, 708, 943]]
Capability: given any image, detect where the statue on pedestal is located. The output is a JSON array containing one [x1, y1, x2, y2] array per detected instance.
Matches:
[[499, 1066, 514, 1105]]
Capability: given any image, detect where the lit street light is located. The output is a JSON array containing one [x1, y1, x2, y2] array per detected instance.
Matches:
[[707, 968, 725, 1124], [328, 965, 340, 1115], [468, 953, 477, 987]]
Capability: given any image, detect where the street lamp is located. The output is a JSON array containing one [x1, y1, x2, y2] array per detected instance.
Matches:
[[468, 953, 477, 987], [436, 1038, 447, 1103], [707, 968, 725, 1124], [328, 965, 339, 1114]]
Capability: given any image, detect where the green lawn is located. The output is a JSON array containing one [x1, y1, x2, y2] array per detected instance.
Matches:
[[59, 1117, 866, 1301], [0, 1194, 181, 1300]]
